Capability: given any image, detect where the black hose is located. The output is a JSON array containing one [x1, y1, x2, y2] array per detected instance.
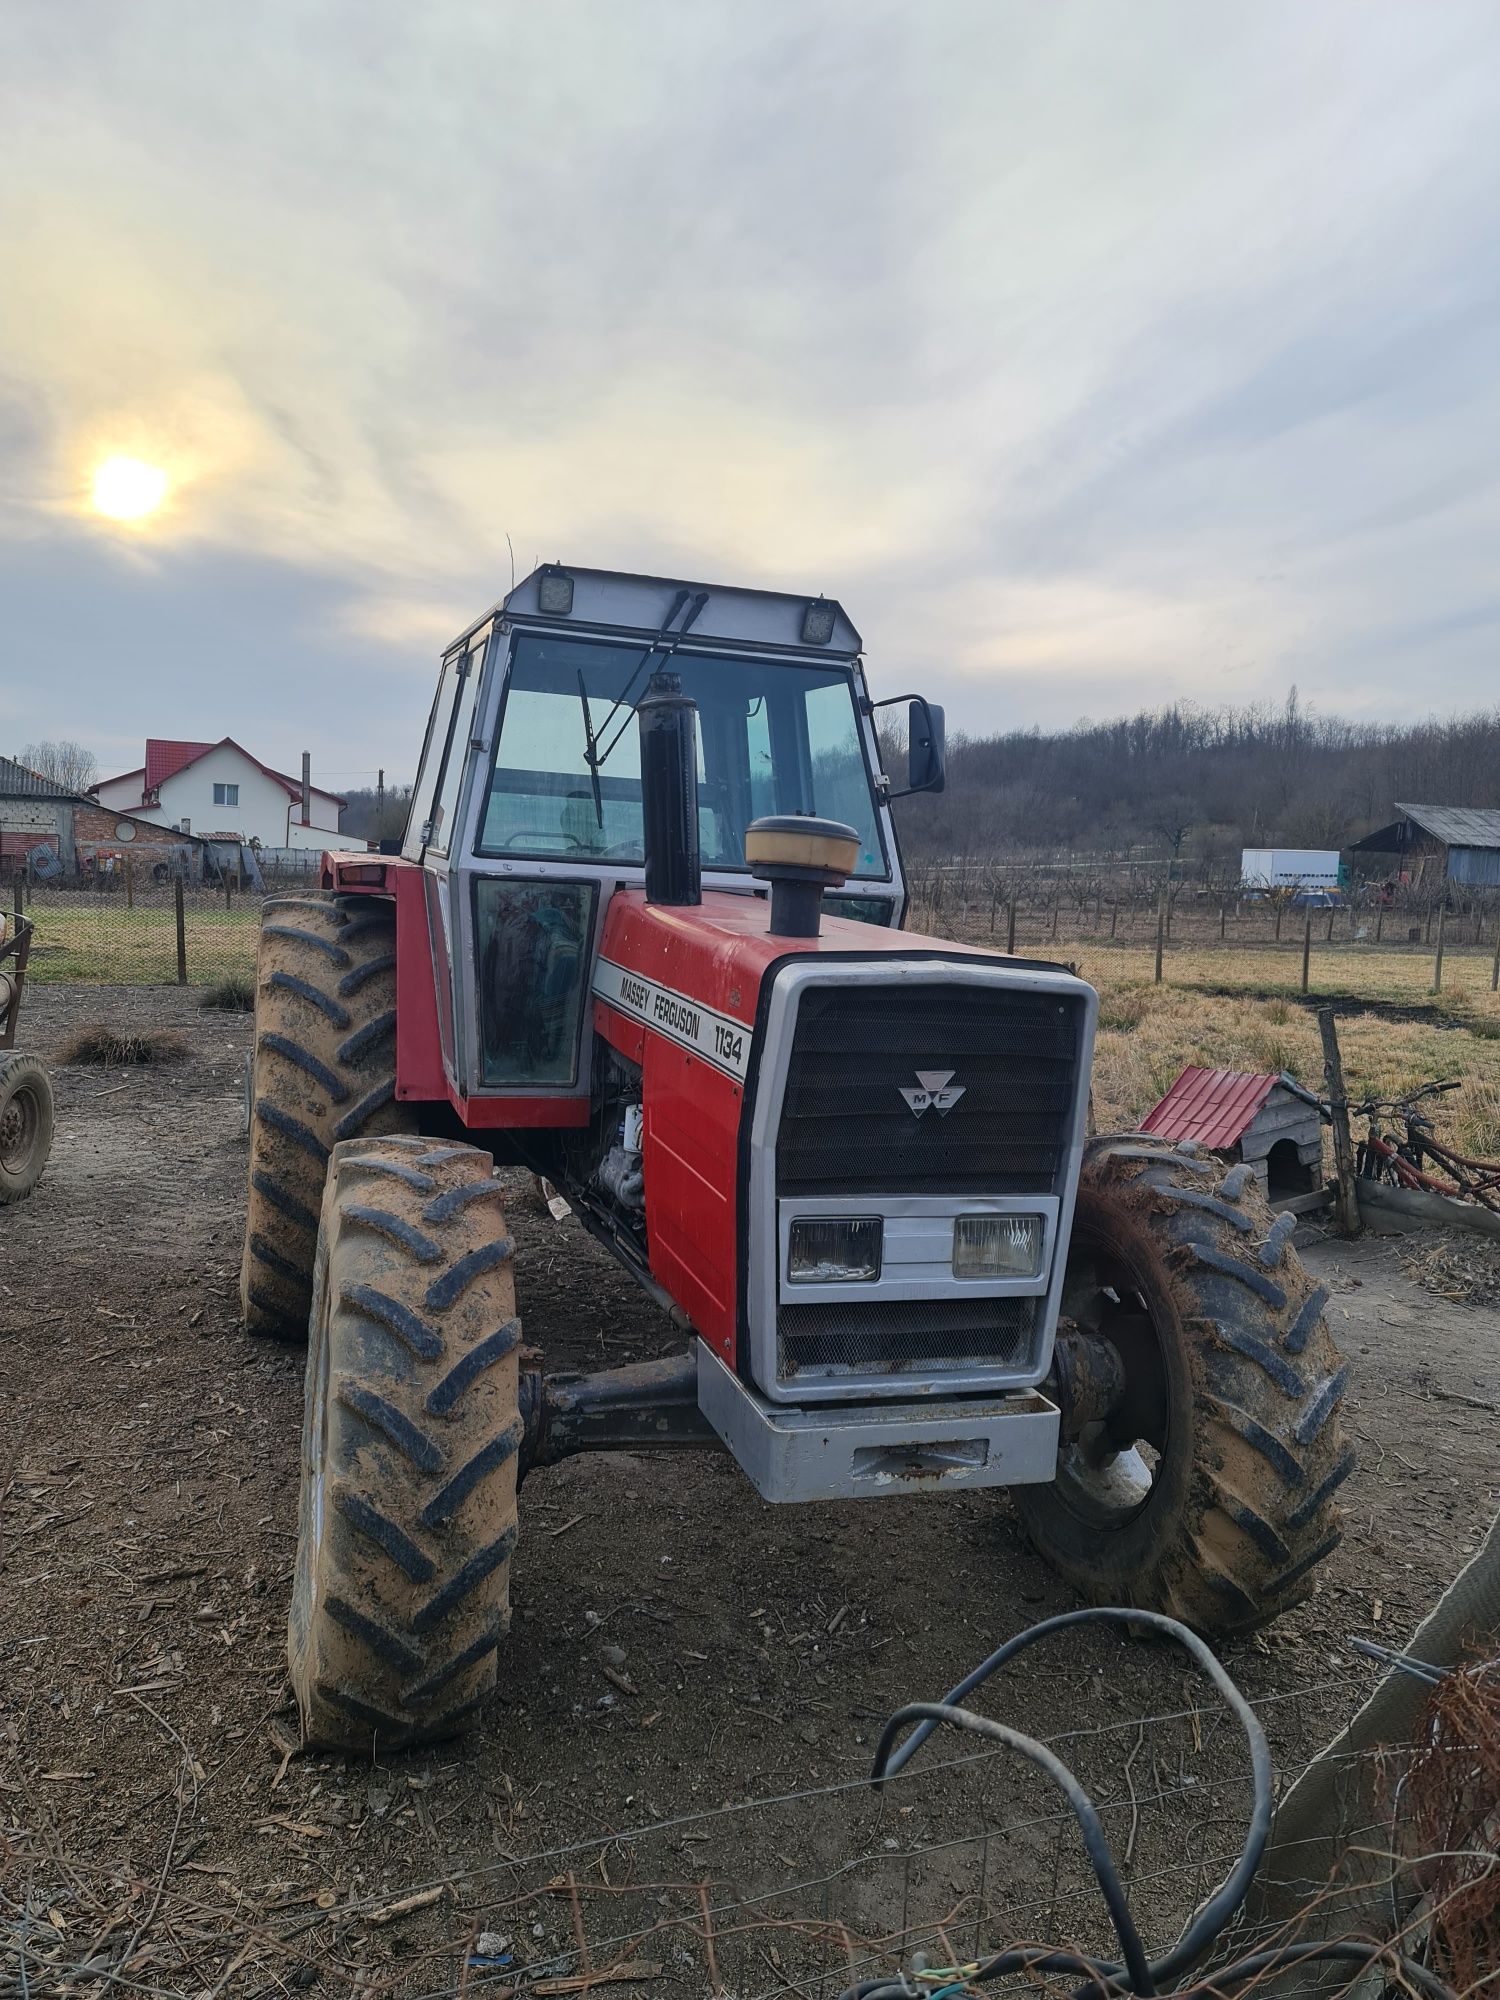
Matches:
[[871, 1702, 1153, 1996], [872, 1607, 1271, 1989], [856, 1606, 1458, 2000]]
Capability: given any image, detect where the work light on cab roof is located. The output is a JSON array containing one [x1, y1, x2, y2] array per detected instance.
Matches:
[[237, 561, 1353, 1757]]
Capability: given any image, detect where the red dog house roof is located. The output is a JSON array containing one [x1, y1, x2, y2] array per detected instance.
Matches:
[[1140, 1067, 1281, 1150]]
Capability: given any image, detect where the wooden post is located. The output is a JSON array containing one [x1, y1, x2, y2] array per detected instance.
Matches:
[[1325, 908, 1335, 942], [175, 875, 187, 986], [1006, 902, 1017, 955], [124, 853, 134, 909], [1093, 886, 1102, 931], [1109, 900, 1118, 939], [1375, 905, 1384, 944], [13, 875, 23, 919], [989, 886, 999, 934], [1432, 901, 1446, 994], [1154, 890, 1165, 984], [1219, 903, 1226, 940], [1318, 1006, 1361, 1235], [1050, 896, 1060, 940], [1301, 913, 1312, 994], [1491, 921, 1500, 992]]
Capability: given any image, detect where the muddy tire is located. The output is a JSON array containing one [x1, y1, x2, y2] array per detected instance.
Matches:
[[1014, 1139, 1352, 1637], [289, 1135, 521, 1753], [240, 893, 414, 1337], [0, 1053, 53, 1204]]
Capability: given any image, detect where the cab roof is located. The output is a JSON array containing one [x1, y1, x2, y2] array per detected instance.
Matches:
[[448, 565, 862, 661]]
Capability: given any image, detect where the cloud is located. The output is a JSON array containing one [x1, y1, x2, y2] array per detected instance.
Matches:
[[1, 0, 1499, 770]]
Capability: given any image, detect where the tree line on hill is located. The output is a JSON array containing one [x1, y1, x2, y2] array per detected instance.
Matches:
[[890, 691, 1500, 864], [335, 690, 1500, 868]]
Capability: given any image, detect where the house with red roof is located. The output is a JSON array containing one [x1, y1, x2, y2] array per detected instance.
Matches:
[[92, 739, 345, 851]]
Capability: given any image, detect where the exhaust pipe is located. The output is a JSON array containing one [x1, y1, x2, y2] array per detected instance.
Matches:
[[638, 670, 701, 907]]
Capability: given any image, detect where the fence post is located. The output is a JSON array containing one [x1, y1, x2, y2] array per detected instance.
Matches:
[[12, 875, 21, 920], [1006, 902, 1017, 955], [1154, 890, 1165, 984], [1492, 922, 1500, 992], [1050, 897, 1060, 941], [1432, 901, 1446, 994], [125, 853, 134, 908], [1301, 913, 1312, 994], [1318, 1006, 1361, 1236], [1219, 903, 1226, 940], [1109, 900, 1118, 939], [175, 876, 187, 986], [1375, 905, 1384, 944]]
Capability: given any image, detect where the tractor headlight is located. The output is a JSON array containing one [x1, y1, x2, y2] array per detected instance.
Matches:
[[788, 1217, 882, 1283], [952, 1213, 1045, 1280]]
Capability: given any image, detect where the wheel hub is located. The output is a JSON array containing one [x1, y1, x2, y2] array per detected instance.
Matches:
[[0, 1089, 35, 1169]]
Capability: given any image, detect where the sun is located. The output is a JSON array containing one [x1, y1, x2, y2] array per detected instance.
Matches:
[[91, 456, 170, 523]]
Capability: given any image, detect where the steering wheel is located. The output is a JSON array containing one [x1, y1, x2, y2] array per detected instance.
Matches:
[[500, 830, 583, 852]]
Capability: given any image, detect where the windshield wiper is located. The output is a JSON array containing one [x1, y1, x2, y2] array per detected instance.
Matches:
[[577, 669, 605, 830], [587, 588, 708, 780]]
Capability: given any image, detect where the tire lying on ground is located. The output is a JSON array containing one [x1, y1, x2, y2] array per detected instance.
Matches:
[[240, 893, 414, 1336], [288, 1135, 521, 1753], [1014, 1138, 1353, 1638], [0, 1052, 54, 1205]]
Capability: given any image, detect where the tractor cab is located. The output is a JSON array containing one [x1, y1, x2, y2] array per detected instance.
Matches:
[[395, 567, 938, 1108]]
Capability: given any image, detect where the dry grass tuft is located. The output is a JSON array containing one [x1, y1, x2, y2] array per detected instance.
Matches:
[[59, 1023, 189, 1066], [1399, 1229, 1500, 1309], [198, 970, 256, 1012]]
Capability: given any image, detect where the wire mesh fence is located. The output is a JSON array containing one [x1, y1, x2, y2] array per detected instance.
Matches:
[[10, 880, 265, 984], [3, 1668, 1462, 2000]]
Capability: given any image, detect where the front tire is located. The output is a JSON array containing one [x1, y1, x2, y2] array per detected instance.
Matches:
[[1015, 1139, 1352, 1637], [289, 1136, 522, 1753]]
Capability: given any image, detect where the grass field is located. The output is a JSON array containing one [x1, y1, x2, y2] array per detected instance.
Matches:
[[17, 889, 1500, 1159], [18, 895, 260, 984], [925, 923, 1500, 1159]]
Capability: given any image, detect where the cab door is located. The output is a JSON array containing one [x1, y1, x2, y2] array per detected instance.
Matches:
[[406, 626, 490, 1086]]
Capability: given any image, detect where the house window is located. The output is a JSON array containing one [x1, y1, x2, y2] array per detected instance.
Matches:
[[213, 783, 240, 807]]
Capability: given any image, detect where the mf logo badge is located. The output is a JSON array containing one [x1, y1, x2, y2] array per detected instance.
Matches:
[[899, 1069, 965, 1117]]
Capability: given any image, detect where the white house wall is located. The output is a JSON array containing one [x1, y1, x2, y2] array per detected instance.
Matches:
[[97, 748, 342, 844]]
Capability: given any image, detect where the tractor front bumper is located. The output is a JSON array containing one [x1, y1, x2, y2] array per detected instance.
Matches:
[[696, 1347, 1060, 1503]]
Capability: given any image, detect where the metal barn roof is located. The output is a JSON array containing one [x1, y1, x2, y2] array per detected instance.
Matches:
[[1140, 1068, 1283, 1150], [0, 755, 73, 799], [1393, 803, 1500, 849]]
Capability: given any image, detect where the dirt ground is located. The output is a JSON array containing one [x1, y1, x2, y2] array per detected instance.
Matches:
[[4, 985, 1498, 1998]]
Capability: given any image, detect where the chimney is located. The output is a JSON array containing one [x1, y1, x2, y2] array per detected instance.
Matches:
[[301, 752, 311, 827]]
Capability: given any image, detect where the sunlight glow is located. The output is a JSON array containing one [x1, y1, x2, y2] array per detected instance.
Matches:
[[91, 455, 170, 522]]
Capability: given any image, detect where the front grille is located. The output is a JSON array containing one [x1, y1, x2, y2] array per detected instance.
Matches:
[[778, 1296, 1038, 1382], [768, 976, 1082, 1390], [776, 982, 1082, 1197]]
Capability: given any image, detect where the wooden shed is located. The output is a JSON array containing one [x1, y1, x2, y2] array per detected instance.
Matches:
[[1140, 1067, 1325, 1210]]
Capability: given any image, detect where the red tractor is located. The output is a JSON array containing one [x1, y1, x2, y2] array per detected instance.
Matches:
[[241, 567, 1350, 1752]]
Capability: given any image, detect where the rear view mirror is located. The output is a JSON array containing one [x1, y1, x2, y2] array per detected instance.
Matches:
[[870, 692, 946, 800], [907, 699, 945, 796]]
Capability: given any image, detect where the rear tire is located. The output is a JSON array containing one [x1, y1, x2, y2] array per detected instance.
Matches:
[[0, 1053, 53, 1204], [1015, 1139, 1352, 1637], [240, 894, 414, 1337], [289, 1136, 522, 1753]]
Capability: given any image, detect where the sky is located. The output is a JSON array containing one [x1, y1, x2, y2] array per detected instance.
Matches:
[[2, 1, 1499, 791]]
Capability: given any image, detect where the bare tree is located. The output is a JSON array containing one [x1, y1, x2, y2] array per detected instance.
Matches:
[[21, 739, 98, 793]]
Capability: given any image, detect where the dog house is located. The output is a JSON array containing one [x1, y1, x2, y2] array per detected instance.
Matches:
[[1140, 1067, 1325, 1209]]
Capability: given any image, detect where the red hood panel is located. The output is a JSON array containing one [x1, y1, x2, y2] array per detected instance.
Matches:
[[598, 889, 1009, 1027]]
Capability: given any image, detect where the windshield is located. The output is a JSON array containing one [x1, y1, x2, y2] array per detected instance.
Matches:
[[478, 633, 886, 877]]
